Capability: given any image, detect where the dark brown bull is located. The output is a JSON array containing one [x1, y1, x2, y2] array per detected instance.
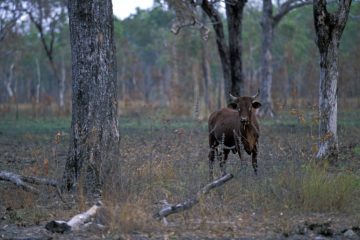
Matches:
[[208, 90, 261, 180]]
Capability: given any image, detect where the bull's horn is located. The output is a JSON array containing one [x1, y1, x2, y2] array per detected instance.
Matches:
[[252, 89, 260, 99], [229, 92, 237, 101]]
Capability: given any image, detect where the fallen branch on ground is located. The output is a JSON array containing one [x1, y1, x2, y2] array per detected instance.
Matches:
[[153, 173, 234, 221], [0, 170, 68, 204], [45, 201, 104, 233], [0, 171, 41, 194], [0, 170, 58, 189]]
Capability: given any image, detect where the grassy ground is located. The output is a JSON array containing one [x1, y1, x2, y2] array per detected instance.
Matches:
[[0, 107, 360, 239]]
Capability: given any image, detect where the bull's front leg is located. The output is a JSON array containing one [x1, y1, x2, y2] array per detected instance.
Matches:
[[251, 145, 258, 175], [220, 149, 229, 176], [233, 130, 243, 162], [208, 148, 216, 181]]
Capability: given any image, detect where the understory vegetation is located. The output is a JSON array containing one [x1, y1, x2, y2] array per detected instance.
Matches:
[[1, 106, 359, 238]]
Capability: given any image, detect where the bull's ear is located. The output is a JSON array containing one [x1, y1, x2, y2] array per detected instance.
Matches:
[[227, 102, 237, 109], [252, 101, 261, 109]]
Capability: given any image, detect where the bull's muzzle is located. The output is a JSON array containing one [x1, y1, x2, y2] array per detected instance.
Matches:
[[240, 117, 249, 123]]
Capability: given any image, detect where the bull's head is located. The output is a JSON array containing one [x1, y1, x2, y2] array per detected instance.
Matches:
[[228, 89, 261, 124]]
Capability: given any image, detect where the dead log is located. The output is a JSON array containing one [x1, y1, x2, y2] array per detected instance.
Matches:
[[21, 175, 58, 187], [0, 170, 58, 187], [0, 171, 41, 194], [153, 173, 233, 220], [45, 201, 104, 233], [0, 170, 68, 204]]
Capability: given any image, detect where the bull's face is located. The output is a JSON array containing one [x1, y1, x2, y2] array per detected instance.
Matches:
[[228, 90, 262, 124]]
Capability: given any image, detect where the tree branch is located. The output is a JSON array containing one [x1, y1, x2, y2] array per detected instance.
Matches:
[[0, 170, 69, 205], [153, 173, 233, 221], [0, 171, 41, 194], [168, 0, 210, 40], [273, 0, 312, 26]]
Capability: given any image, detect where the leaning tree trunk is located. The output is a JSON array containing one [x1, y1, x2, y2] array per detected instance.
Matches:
[[64, 0, 120, 191], [201, 0, 231, 104], [226, 1, 246, 97], [313, 0, 352, 160], [258, 0, 275, 118]]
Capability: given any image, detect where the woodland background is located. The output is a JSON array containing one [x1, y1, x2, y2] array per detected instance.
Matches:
[[1, 1, 359, 118], [1, 1, 360, 239]]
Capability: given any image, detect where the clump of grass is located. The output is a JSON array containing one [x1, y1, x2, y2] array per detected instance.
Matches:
[[301, 162, 360, 212], [253, 161, 360, 213]]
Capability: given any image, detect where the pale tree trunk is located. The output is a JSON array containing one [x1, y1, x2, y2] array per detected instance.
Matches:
[[258, 0, 312, 118], [313, 0, 352, 160], [258, 0, 275, 118], [200, 12, 212, 113], [35, 58, 41, 104], [4, 63, 15, 100], [193, 64, 200, 119], [64, 0, 120, 191], [171, 39, 179, 103], [201, 39, 211, 113], [59, 52, 66, 112]]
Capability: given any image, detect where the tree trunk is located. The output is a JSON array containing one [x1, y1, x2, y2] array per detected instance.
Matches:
[[258, 0, 275, 118], [200, 12, 212, 113], [226, 1, 246, 96], [201, 0, 231, 104], [64, 0, 120, 191], [4, 63, 15, 100], [59, 52, 66, 113], [201, 42, 211, 113], [313, 0, 352, 160], [35, 58, 41, 104]]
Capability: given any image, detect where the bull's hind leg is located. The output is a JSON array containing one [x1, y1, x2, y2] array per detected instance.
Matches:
[[208, 148, 217, 181], [251, 145, 258, 175], [220, 149, 230, 176]]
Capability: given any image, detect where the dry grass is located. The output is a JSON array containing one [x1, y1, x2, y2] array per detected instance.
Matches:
[[0, 107, 360, 237]]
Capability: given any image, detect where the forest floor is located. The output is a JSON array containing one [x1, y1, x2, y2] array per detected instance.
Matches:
[[0, 107, 360, 240]]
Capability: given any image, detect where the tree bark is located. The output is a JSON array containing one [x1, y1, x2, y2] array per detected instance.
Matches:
[[201, 0, 231, 103], [64, 0, 120, 191], [226, 1, 246, 96], [313, 0, 352, 160], [258, 0, 275, 118]]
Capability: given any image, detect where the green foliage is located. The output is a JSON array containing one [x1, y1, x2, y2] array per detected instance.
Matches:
[[121, 7, 174, 64]]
